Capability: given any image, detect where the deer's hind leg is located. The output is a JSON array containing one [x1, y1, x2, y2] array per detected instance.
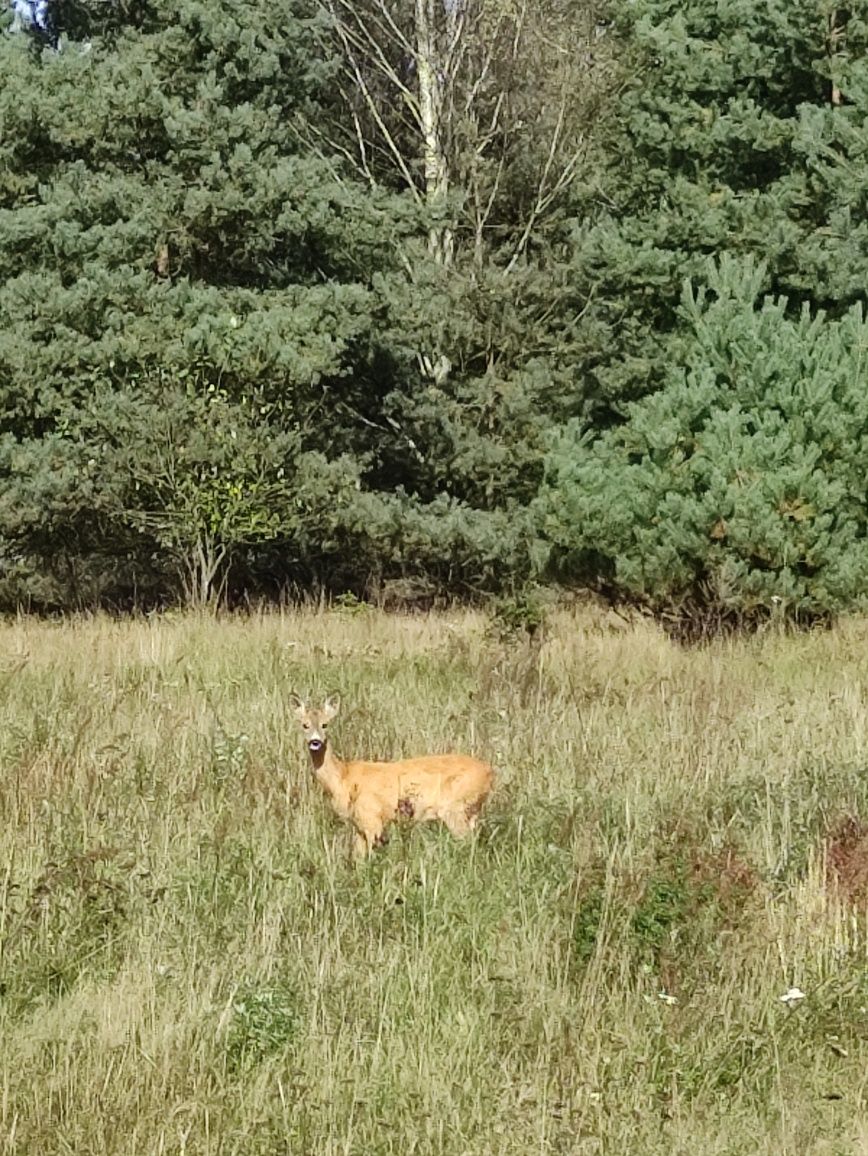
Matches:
[[465, 794, 486, 831]]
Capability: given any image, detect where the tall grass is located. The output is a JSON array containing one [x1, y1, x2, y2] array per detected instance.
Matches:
[[1, 606, 868, 1153]]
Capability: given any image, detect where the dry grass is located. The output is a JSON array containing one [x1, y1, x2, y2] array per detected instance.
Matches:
[[2, 606, 868, 1153]]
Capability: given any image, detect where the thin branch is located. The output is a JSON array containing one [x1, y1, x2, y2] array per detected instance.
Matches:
[[287, 118, 353, 185], [331, 0, 416, 58], [329, 3, 421, 118], [329, 11, 423, 200], [473, 149, 506, 261], [506, 87, 585, 273]]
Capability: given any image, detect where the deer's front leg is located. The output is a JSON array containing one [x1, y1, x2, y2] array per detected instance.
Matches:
[[352, 805, 386, 859]]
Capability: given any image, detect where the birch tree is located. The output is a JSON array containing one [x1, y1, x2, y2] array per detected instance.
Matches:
[[319, 0, 608, 272]]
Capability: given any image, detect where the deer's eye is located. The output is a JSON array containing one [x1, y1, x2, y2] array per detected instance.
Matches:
[[302, 722, 310, 730]]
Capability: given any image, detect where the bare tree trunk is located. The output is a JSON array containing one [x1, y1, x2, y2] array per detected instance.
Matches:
[[182, 533, 229, 612], [415, 0, 453, 266], [316, 0, 604, 383]]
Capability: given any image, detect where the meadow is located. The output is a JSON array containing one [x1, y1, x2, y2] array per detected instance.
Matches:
[[1, 605, 868, 1154]]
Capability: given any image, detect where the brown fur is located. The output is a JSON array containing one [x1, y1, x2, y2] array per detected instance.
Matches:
[[289, 694, 494, 858]]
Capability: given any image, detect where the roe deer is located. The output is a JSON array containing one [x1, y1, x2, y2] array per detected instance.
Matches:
[[289, 693, 494, 857]]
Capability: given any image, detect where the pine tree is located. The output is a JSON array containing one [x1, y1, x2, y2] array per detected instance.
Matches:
[[569, 0, 868, 410], [0, 0, 416, 604], [539, 255, 868, 630], [0, 0, 618, 605]]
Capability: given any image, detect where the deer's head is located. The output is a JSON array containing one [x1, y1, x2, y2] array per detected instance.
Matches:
[[289, 693, 340, 756]]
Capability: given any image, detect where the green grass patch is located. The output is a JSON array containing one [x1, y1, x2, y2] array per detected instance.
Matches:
[[0, 609, 867, 1152]]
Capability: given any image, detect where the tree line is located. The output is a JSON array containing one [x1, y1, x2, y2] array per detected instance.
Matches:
[[1, 0, 866, 627]]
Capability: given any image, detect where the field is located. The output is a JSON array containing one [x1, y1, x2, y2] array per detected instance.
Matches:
[[2, 606, 868, 1154]]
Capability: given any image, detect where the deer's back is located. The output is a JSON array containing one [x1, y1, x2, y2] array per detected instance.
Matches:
[[344, 753, 493, 809]]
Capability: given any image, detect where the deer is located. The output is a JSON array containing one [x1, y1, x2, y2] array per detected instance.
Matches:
[[289, 693, 494, 858]]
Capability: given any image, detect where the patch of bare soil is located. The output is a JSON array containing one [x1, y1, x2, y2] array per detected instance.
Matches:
[[825, 817, 868, 906]]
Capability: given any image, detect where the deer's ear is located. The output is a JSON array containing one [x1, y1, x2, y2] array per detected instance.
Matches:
[[288, 692, 306, 718], [322, 693, 341, 722]]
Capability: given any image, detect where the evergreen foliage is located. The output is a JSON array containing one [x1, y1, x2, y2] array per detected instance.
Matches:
[[0, 0, 575, 605], [570, 0, 868, 408], [1, 0, 868, 624], [539, 256, 868, 630], [0, 0, 421, 603]]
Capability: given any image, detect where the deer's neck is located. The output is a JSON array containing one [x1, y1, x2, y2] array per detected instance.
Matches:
[[309, 743, 350, 812]]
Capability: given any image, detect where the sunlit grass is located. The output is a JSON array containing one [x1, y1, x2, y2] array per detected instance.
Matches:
[[1, 606, 868, 1153]]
